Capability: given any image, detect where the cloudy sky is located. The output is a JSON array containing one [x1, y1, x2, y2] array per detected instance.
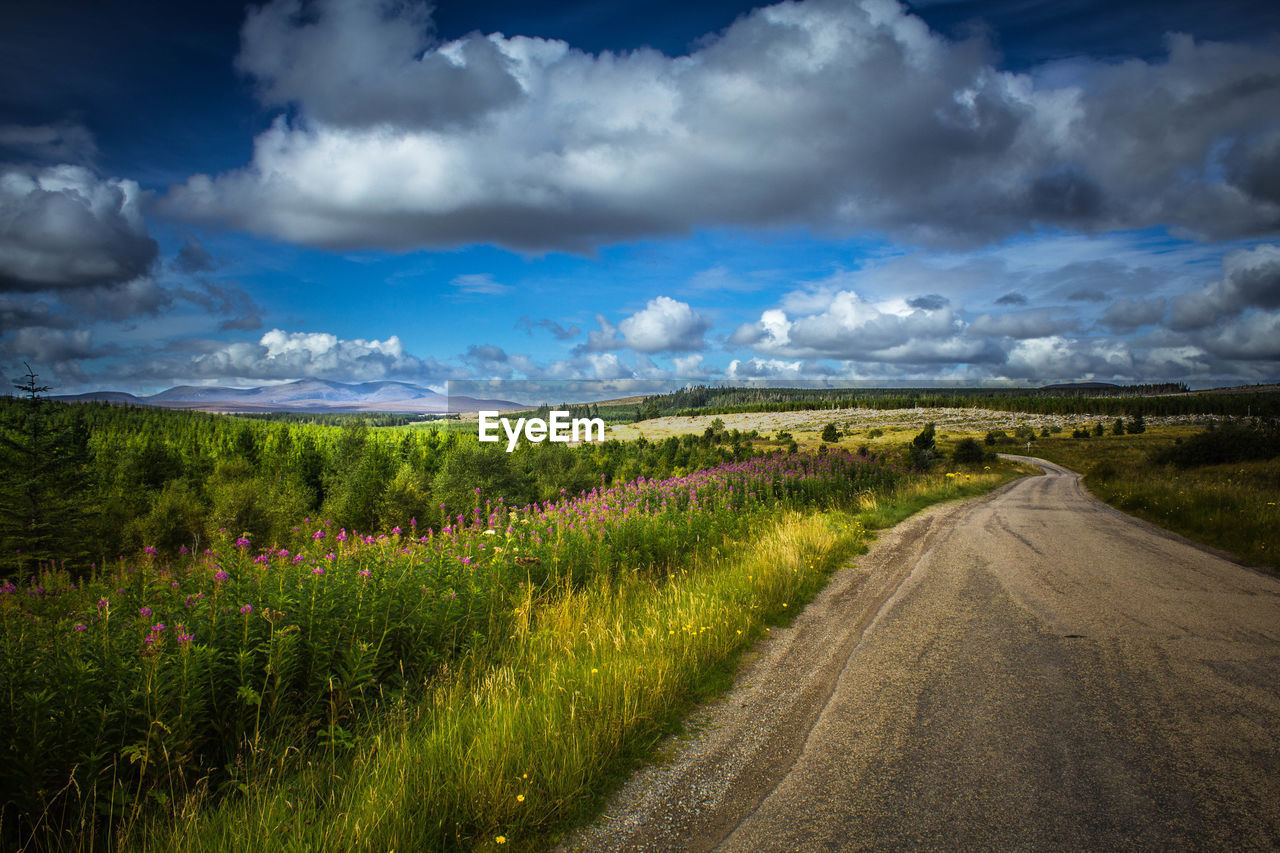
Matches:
[[2, 0, 1279, 394]]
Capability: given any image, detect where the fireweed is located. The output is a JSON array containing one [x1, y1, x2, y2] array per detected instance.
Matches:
[[1, 451, 900, 848]]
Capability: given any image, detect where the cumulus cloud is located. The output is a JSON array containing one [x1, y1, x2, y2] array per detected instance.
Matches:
[[121, 328, 449, 384], [617, 296, 709, 352], [1170, 244, 1280, 329], [58, 276, 172, 321], [1001, 335, 1134, 381], [166, 0, 1280, 252], [1, 165, 157, 291], [732, 282, 998, 364]]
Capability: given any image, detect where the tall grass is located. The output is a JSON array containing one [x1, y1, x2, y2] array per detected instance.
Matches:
[[1, 451, 899, 850], [151, 511, 864, 852]]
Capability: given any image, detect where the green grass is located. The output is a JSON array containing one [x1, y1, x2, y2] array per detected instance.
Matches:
[[129, 462, 1024, 853], [1015, 428, 1279, 571]]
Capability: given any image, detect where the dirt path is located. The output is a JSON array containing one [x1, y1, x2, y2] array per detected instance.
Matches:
[[560, 457, 1280, 851]]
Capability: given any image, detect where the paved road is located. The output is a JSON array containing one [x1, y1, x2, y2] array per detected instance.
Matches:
[[562, 457, 1280, 851]]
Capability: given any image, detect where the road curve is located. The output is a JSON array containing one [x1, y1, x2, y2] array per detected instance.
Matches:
[[560, 457, 1280, 851]]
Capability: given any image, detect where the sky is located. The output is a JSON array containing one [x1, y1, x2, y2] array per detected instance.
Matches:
[[2, 0, 1279, 396]]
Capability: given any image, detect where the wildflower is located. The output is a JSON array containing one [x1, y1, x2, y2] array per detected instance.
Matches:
[[254, 554, 269, 564], [325, 552, 336, 561], [139, 606, 152, 618], [460, 556, 473, 566], [293, 554, 305, 564], [337, 530, 348, 542], [240, 604, 253, 615], [496, 837, 506, 845], [311, 566, 325, 576], [484, 529, 496, 536], [179, 545, 190, 555], [235, 537, 251, 548], [97, 598, 108, 610], [517, 794, 525, 802], [215, 570, 229, 582], [144, 546, 158, 555], [359, 569, 371, 579], [312, 530, 326, 540], [151, 623, 166, 632], [73, 624, 88, 632], [177, 630, 194, 644], [391, 526, 402, 535]]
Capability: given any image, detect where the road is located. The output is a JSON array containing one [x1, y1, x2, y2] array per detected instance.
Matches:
[[561, 457, 1280, 851]]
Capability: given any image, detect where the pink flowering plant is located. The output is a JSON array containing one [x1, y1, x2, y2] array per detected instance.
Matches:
[[0, 449, 898, 845]]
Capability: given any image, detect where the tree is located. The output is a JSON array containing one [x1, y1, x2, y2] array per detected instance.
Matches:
[[0, 365, 92, 574], [821, 422, 840, 443], [1113, 418, 1125, 436], [1093, 421, 1105, 437], [912, 423, 936, 451], [1125, 413, 1146, 434]]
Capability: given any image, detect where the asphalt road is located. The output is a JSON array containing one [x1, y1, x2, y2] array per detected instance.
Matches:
[[561, 457, 1280, 851]]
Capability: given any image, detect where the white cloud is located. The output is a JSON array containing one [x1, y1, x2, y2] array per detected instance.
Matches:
[[450, 272, 512, 296], [137, 328, 449, 384], [165, 0, 1280, 252], [617, 296, 709, 352]]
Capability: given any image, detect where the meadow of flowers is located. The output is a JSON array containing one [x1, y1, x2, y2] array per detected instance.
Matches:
[[1, 450, 902, 850]]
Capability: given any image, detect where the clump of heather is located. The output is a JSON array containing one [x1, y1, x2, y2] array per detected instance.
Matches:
[[0, 450, 896, 848]]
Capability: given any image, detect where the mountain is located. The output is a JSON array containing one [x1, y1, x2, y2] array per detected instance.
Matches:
[[53, 380, 523, 414]]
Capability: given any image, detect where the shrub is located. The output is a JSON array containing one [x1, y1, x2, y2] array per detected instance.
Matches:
[[952, 437, 985, 464], [1151, 422, 1280, 468], [821, 423, 840, 443]]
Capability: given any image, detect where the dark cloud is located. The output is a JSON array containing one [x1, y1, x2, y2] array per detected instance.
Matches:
[[995, 292, 1028, 306], [0, 165, 157, 291], [166, 0, 1280, 252], [907, 293, 949, 310], [516, 316, 581, 340], [237, 0, 524, 131], [1101, 296, 1166, 332], [1170, 244, 1280, 329], [219, 314, 263, 331], [0, 295, 73, 330], [172, 239, 218, 274], [971, 308, 1079, 339], [0, 123, 97, 166], [57, 276, 171, 321], [466, 344, 508, 364], [1067, 288, 1108, 302]]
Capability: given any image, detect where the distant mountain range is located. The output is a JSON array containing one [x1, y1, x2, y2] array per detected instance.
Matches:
[[52, 379, 523, 414]]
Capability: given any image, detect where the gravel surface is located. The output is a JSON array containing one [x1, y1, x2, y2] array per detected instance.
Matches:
[[559, 457, 1280, 851]]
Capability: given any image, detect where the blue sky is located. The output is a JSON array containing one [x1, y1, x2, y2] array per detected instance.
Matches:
[[2, 0, 1279, 394]]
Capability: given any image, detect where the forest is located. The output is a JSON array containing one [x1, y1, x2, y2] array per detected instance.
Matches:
[[0, 382, 763, 579], [632, 384, 1280, 420]]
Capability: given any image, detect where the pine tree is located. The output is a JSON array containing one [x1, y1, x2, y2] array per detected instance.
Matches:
[[0, 365, 91, 575]]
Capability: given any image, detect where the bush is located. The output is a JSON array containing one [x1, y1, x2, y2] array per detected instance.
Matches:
[[912, 423, 936, 451], [952, 437, 985, 464], [1151, 422, 1280, 468], [821, 423, 840, 443]]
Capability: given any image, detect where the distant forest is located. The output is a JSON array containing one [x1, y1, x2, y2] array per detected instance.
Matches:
[[0, 386, 758, 577], [631, 384, 1280, 420]]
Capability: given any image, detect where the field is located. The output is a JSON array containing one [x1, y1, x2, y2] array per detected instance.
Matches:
[[3, 389, 1274, 850], [0, 406, 1026, 852]]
